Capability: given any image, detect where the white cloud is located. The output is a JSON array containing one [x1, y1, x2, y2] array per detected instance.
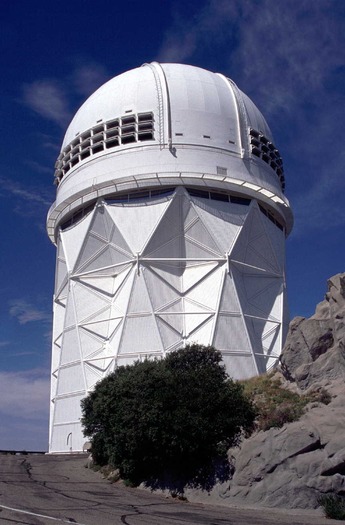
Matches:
[[0, 370, 49, 450], [22, 80, 71, 127], [21, 60, 109, 129], [0, 176, 54, 220], [9, 299, 51, 325], [156, 0, 240, 63], [71, 62, 110, 97], [0, 370, 49, 420], [0, 177, 51, 206]]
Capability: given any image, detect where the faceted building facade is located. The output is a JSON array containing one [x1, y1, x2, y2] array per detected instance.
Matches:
[[47, 63, 293, 453]]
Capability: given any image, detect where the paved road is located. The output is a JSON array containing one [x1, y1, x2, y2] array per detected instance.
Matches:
[[0, 454, 336, 525]]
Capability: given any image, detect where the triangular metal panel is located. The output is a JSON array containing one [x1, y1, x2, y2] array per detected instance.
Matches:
[[55, 280, 68, 302], [108, 319, 125, 356], [184, 298, 214, 336], [221, 354, 257, 381], [73, 282, 110, 324], [81, 316, 122, 340], [183, 204, 199, 229], [61, 210, 94, 272], [232, 266, 282, 321], [89, 207, 110, 241], [218, 272, 242, 313], [157, 298, 183, 332], [52, 302, 66, 343], [156, 317, 182, 349], [84, 357, 113, 373], [146, 261, 182, 293], [260, 213, 286, 271], [184, 218, 222, 256], [231, 206, 280, 273], [78, 328, 104, 358], [75, 275, 115, 297], [243, 276, 282, 321], [63, 290, 77, 329], [108, 221, 133, 256], [105, 199, 170, 254], [185, 316, 214, 346], [74, 234, 108, 273], [84, 362, 103, 389], [194, 198, 248, 254], [143, 193, 185, 257], [212, 314, 252, 352], [156, 313, 184, 337], [184, 237, 221, 258], [80, 303, 122, 325], [55, 257, 68, 297], [127, 273, 152, 314], [56, 363, 85, 396], [186, 265, 224, 310], [145, 236, 184, 259], [118, 316, 163, 354], [182, 262, 221, 296], [60, 327, 81, 365], [185, 313, 214, 338], [76, 243, 133, 274], [262, 322, 280, 356], [144, 267, 180, 309], [75, 264, 132, 298], [112, 268, 135, 314]]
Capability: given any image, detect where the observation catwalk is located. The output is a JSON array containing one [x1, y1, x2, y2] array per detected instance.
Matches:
[[47, 63, 293, 453]]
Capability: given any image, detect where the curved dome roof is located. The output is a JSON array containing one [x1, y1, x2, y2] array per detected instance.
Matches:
[[49, 63, 292, 243], [62, 63, 273, 149]]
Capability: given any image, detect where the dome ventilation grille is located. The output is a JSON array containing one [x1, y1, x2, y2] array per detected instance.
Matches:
[[249, 128, 285, 192], [54, 112, 155, 185]]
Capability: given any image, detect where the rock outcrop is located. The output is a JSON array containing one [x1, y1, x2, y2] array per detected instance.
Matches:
[[184, 273, 345, 510], [279, 273, 345, 391]]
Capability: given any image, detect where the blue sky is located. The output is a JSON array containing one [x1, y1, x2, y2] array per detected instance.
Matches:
[[0, 0, 344, 451]]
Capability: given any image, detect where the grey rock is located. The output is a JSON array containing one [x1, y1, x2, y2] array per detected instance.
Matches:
[[280, 272, 345, 389]]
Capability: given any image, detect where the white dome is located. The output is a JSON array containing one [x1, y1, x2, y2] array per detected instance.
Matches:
[[48, 63, 292, 241], [62, 63, 272, 151]]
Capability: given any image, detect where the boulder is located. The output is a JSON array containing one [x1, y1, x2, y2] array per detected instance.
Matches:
[[280, 273, 345, 389]]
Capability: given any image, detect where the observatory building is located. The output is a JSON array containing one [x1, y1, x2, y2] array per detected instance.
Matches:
[[47, 63, 293, 453]]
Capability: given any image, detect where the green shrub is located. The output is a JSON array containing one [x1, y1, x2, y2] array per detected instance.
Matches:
[[241, 373, 331, 431], [81, 344, 256, 485], [318, 494, 345, 520]]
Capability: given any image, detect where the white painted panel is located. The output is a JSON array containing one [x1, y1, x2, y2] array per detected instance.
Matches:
[[78, 328, 104, 358], [54, 395, 85, 424], [61, 211, 94, 272], [156, 318, 182, 348], [182, 262, 220, 295], [186, 317, 214, 346], [60, 327, 81, 365], [106, 199, 169, 253], [127, 274, 152, 313], [213, 314, 251, 352], [221, 354, 257, 380], [185, 218, 222, 255], [73, 282, 110, 323], [119, 316, 163, 354], [56, 363, 85, 395]]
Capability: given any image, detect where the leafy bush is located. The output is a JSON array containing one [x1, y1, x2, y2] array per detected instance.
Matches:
[[241, 373, 331, 431], [318, 494, 345, 520], [81, 344, 256, 485]]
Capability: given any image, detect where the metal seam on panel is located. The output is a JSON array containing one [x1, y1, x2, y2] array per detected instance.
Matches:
[[151, 62, 173, 151], [216, 73, 243, 154], [143, 62, 165, 147]]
